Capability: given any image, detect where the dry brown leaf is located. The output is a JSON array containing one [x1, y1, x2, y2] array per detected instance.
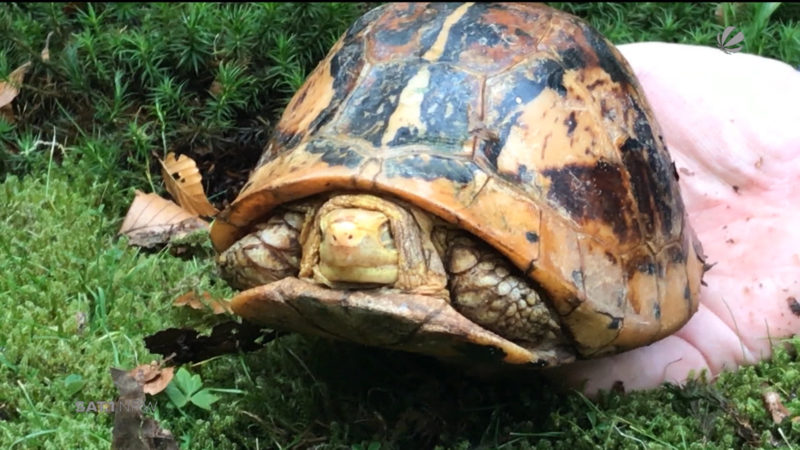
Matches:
[[762, 391, 791, 424], [119, 190, 209, 248], [128, 362, 161, 385], [145, 322, 280, 364], [128, 361, 175, 396], [159, 152, 219, 217], [110, 368, 179, 450], [0, 61, 32, 108], [173, 291, 233, 315]]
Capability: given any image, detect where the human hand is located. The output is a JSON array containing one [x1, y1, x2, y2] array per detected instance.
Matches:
[[548, 42, 800, 394]]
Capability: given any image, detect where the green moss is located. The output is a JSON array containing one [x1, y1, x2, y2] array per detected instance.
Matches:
[[0, 3, 370, 178], [0, 159, 228, 448]]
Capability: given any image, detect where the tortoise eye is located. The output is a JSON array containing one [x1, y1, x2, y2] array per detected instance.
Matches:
[[379, 221, 395, 249]]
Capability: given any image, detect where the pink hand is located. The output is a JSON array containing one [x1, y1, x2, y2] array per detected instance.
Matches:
[[548, 43, 800, 394]]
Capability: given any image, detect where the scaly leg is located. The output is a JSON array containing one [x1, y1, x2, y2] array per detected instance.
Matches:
[[440, 231, 565, 348], [217, 206, 308, 290]]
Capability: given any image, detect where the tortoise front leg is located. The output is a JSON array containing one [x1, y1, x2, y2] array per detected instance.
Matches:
[[217, 206, 310, 290], [439, 231, 566, 348]]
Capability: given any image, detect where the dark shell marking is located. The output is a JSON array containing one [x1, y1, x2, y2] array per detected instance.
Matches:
[[212, 2, 704, 357]]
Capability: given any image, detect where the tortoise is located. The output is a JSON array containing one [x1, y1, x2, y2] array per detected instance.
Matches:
[[209, 2, 706, 368]]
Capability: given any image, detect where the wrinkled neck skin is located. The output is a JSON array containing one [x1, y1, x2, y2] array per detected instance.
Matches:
[[299, 193, 450, 297]]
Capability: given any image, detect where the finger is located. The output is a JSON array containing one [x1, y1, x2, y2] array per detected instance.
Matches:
[[617, 43, 800, 193], [544, 326, 710, 394], [551, 44, 800, 396]]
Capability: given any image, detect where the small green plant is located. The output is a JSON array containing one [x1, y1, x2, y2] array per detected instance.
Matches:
[[165, 367, 220, 411], [164, 367, 244, 413]]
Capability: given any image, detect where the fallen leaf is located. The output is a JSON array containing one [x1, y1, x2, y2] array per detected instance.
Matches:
[[128, 361, 175, 396], [159, 152, 218, 217], [119, 190, 209, 248], [762, 391, 791, 424], [144, 321, 280, 364], [173, 291, 233, 315], [110, 368, 179, 450], [0, 61, 32, 110]]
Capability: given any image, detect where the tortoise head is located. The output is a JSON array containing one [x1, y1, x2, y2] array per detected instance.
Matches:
[[317, 207, 399, 285]]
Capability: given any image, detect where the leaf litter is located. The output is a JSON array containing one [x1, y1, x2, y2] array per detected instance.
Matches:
[[116, 150, 283, 443], [110, 364, 179, 450], [0, 61, 32, 122], [762, 390, 794, 424], [173, 290, 233, 315], [128, 361, 175, 396], [0, 61, 32, 108], [120, 152, 221, 250], [159, 152, 219, 217], [144, 321, 281, 364], [119, 190, 209, 248]]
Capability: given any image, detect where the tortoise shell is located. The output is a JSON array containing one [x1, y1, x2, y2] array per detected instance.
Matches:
[[211, 2, 705, 357]]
